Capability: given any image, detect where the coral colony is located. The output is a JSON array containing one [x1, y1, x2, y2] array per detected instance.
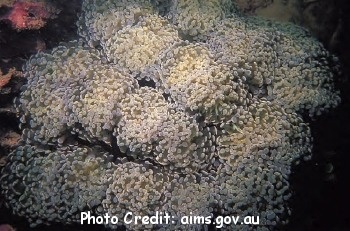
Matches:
[[0, 0, 341, 230]]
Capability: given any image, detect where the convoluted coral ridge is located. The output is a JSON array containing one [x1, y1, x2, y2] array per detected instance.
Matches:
[[0, 144, 114, 227], [0, 0, 341, 230], [78, 0, 180, 74], [205, 17, 340, 115], [217, 100, 312, 168], [215, 162, 292, 230], [103, 161, 169, 230], [69, 63, 138, 144], [77, 0, 155, 47], [167, 0, 236, 37], [158, 42, 250, 122], [18, 40, 139, 145], [17, 41, 104, 145]]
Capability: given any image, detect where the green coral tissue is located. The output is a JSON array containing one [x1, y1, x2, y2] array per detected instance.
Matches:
[[0, 0, 341, 230]]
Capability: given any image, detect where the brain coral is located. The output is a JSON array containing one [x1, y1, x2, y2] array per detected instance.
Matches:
[[0, 0, 341, 230]]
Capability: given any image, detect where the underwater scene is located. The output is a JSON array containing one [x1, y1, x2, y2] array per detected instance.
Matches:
[[0, 0, 349, 230]]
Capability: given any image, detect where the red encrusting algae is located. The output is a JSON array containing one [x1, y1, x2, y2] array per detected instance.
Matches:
[[0, 0, 59, 30]]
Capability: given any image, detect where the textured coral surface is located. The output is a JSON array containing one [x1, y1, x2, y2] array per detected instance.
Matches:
[[0, 0, 341, 230]]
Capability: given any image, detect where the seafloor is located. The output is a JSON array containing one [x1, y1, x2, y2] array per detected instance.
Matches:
[[0, 0, 349, 230]]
